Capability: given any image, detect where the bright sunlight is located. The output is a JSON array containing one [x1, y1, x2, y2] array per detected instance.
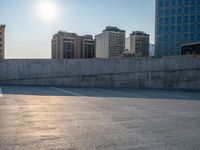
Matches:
[[36, 0, 60, 22]]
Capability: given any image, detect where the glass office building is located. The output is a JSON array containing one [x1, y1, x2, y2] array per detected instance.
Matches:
[[155, 0, 200, 57]]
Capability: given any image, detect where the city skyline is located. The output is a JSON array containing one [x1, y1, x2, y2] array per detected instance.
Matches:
[[0, 0, 155, 58]]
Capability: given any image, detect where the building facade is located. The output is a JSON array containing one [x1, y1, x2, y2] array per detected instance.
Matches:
[[81, 35, 95, 59], [126, 31, 149, 57], [155, 0, 200, 57], [52, 31, 95, 59], [95, 26, 125, 58], [149, 44, 155, 57], [0, 25, 5, 59]]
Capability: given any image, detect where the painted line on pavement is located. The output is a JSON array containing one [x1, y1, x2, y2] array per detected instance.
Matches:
[[0, 87, 3, 98], [52, 87, 83, 97], [93, 88, 132, 97]]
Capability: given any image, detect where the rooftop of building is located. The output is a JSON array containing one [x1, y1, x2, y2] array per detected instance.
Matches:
[[103, 26, 125, 33], [130, 31, 149, 36], [53, 31, 93, 39], [0, 24, 6, 28], [181, 42, 200, 47], [56, 31, 77, 36], [82, 35, 93, 39]]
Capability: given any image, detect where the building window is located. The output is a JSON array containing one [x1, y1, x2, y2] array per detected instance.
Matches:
[[171, 8, 176, 15], [177, 25, 182, 32], [158, 35, 163, 42], [158, 0, 164, 7], [190, 16, 195, 23], [169, 42, 174, 50], [158, 17, 163, 24], [164, 34, 169, 41], [190, 34, 195, 40], [165, 1, 170, 6], [184, 0, 189, 5], [178, 0, 182, 5], [197, 16, 200, 22], [158, 9, 164, 15], [184, 34, 188, 41], [177, 16, 182, 24], [184, 25, 189, 32], [197, 24, 200, 32], [170, 34, 175, 41], [197, 34, 200, 40], [184, 7, 189, 14], [63, 42, 75, 59], [164, 26, 169, 33], [171, 25, 175, 32], [197, 7, 200, 13], [177, 7, 182, 15], [184, 16, 189, 23], [190, 0, 196, 5], [170, 0, 176, 6], [177, 34, 182, 41], [164, 17, 169, 24], [171, 17, 176, 24], [190, 7, 196, 14], [165, 8, 170, 15], [190, 24, 195, 32], [158, 26, 163, 33]]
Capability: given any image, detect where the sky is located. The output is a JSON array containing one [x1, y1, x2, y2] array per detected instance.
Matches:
[[0, 0, 155, 59]]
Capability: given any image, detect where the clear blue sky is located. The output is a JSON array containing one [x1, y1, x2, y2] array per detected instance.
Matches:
[[0, 0, 155, 58]]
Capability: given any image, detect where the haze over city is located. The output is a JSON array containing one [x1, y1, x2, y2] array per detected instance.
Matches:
[[0, 0, 155, 58]]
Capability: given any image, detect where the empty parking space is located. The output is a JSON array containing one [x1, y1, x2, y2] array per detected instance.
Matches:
[[0, 85, 200, 150]]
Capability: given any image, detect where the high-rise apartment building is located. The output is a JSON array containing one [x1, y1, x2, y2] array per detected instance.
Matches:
[[52, 31, 95, 59], [126, 31, 149, 57], [0, 25, 5, 59], [155, 0, 200, 57], [95, 26, 125, 58]]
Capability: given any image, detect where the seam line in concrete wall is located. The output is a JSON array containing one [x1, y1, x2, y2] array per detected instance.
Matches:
[[1, 68, 200, 82]]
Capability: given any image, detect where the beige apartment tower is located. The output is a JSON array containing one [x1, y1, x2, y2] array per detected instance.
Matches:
[[52, 31, 95, 59], [0, 25, 5, 59], [95, 26, 125, 59], [126, 31, 149, 57]]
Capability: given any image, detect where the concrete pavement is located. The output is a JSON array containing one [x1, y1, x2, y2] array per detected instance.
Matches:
[[0, 86, 200, 150], [0, 87, 2, 97]]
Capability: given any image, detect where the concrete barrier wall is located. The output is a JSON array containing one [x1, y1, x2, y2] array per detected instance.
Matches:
[[0, 56, 200, 89]]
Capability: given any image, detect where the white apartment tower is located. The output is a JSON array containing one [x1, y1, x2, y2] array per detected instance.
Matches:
[[126, 31, 149, 57], [95, 26, 125, 58]]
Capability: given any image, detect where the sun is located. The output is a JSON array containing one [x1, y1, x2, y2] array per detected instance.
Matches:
[[36, 0, 59, 22]]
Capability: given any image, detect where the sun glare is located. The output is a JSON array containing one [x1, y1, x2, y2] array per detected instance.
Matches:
[[37, 0, 59, 22]]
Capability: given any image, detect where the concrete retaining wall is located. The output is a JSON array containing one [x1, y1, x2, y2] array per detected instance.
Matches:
[[0, 56, 200, 89]]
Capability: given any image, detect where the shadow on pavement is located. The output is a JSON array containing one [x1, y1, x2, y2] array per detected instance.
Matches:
[[1, 85, 200, 101]]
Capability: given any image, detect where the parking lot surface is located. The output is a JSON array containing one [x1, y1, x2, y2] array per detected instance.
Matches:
[[0, 86, 200, 150]]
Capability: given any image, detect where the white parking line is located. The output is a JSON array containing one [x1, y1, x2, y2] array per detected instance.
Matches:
[[51, 87, 83, 97], [93, 88, 131, 96], [0, 87, 3, 97]]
